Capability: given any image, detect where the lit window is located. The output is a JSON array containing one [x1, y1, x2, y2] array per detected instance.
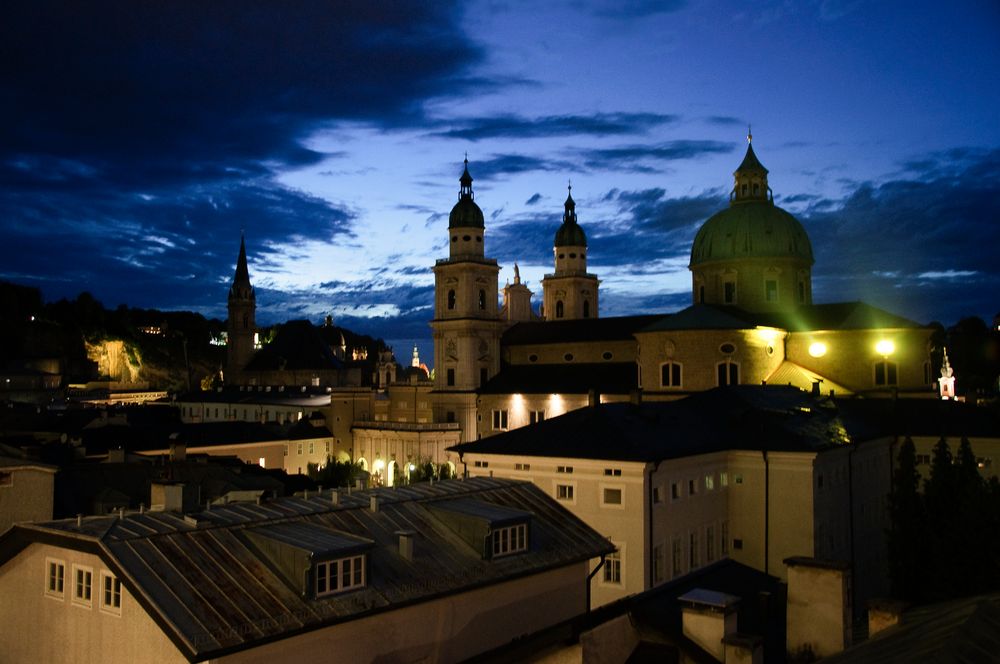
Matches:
[[705, 474, 715, 490], [297, 443, 303, 455], [315, 555, 365, 597], [556, 484, 574, 501], [603, 488, 623, 505], [73, 565, 93, 606], [720, 472, 729, 487], [308, 442, 314, 455], [491, 523, 528, 557], [660, 362, 682, 388], [604, 549, 622, 585], [874, 360, 898, 386], [492, 409, 509, 430], [529, 410, 545, 424], [101, 572, 122, 613], [46, 559, 65, 598]]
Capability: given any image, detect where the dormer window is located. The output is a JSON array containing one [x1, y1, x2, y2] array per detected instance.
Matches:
[[315, 554, 366, 597], [491, 523, 528, 557]]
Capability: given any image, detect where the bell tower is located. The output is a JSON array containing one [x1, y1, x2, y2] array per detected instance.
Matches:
[[542, 185, 599, 320], [226, 233, 256, 380], [430, 159, 503, 440]]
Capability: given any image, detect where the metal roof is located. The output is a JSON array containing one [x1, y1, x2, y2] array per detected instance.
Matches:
[[0, 477, 613, 662]]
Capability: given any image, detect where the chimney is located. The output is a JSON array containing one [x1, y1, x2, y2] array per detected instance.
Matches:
[[867, 599, 908, 638], [370, 494, 379, 513], [723, 634, 764, 664], [811, 380, 823, 397], [678, 588, 740, 662], [107, 448, 125, 464], [150, 482, 185, 512], [785, 557, 852, 659], [588, 389, 599, 408], [396, 530, 415, 561], [329, 489, 339, 505]]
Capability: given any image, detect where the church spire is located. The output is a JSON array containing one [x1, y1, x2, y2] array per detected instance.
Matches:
[[732, 131, 771, 204], [459, 155, 473, 200], [233, 232, 251, 286], [563, 183, 577, 224]]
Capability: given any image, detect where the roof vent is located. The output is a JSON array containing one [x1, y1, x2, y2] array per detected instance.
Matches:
[[370, 495, 379, 513], [330, 489, 339, 505], [396, 530, 415, 561]]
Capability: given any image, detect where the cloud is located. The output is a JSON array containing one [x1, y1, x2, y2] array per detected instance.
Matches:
[[576, 140, 735, 172], [471, 154, 577, 179], [525, 193, 543, 205], [430, 112, 678, 141]]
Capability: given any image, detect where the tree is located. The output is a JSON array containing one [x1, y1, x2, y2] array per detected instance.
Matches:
[[307, 457, 362, 488], [887, 437, 925, 600]]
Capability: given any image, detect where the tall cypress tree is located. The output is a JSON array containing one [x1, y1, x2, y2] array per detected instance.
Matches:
[[923, 437, 957, 599], [888, 437, 925, 601]]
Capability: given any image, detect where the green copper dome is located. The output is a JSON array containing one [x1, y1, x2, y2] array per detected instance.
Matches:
[[690, 201, 814, 266], [449, 159, 485, 228], [554, 187, 587, 247]]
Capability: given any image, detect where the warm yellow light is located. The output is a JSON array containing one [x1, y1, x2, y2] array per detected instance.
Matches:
[[808, 342, 827, 358], [373, 459, 385, 472], [757, 328, 778, 342], [875, 340, 895, 356]]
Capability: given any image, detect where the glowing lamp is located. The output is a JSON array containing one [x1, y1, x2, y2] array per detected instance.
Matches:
[[408, 463, 415, 472], [875, 340, 895, 356], [373, 459, 385, 472], [808, 342, 827, 358]]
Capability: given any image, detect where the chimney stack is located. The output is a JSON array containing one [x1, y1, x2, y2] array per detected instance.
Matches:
[[396, 530, 415, 561], [678, 588, 740, 662]]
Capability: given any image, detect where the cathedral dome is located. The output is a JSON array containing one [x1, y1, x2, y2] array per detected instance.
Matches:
[[690, 201, 813, 266], [554, 187, 587, 247], [449, 159, 485, 228]]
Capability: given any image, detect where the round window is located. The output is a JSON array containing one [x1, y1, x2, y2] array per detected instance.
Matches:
[[463, 235, 471, 241], [765, 345, 775, 356], [602, 351, 613, 360], [528, 354, 538, 362], [564, 353, 574, 362], [558, 253, 565, 259], [720, 343, 736, 354], [569, 252, 577, 258], [451, 236, 458, 242]]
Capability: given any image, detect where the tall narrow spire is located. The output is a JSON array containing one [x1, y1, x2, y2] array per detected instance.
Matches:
[[563, 184, 577, 224], [459, 156, 473, 199], [234, 232, 251, 285]]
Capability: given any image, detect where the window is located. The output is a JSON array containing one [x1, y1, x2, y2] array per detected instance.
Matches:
[[479, 289, 486, 310], [515, 463, 531, 471], [660, 362, 682, 388], [672, 538, 683, 577], [798, 281, 806, 303], [705, 474, 715, 490], [706, 525, 715, 563], [529, 410, 545, 424], [73, 565, 93, 606], [563, 353, 574, 362], [446, 410, 456, 423], [308, 442, 314, 455], [557, 465, 574, 474], [447, 290, 456, 310], [492, 523, 528, 557], [101, 572, 122, 613], [555, 300, 564, 318], [556, 484, 574, 501], [717, 361, 739, 386], [474, 460, 489, 468], [653, 544, 665, 584], [874, 360, 898, 386], [297, 443, 303, 455], [689, 532, 698, 568], [583, 300, 591, 318], [315, 555, 365, 597], [720, 472, 729, 487], [604, 549, 622, 585], [46, 559, 65, 598], [765, 279, 778, 302], [671, 482, 681, 500], [699, 285, 705, 303], [492, 409, 509, 431], [604, 468, 622, 476], [602, 351, 613, 360], [602, 488, 623, 506], [446, 368, 455, 387], [688, 479, 697, 496], [724, 280, 737, 304], [733, 538, 743, 551], [721, 521, 730, 556], [735, 474, 744, 485], [653, 486, 662, 503]]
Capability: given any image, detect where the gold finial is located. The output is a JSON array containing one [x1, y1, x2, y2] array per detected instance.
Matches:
[[747, 124, 752, 144]]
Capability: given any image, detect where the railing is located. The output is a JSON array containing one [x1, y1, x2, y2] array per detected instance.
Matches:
[[352, 420, 461, 432]]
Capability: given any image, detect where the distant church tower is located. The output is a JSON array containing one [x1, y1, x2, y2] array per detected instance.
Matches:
[[689, 132, 814, 313], [501, 264, 536, 322], [431, 159, 503, 439], [542, 186, 599, 320], [226, 233, 256, 378]]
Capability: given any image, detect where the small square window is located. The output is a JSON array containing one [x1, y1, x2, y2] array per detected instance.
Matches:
[[557, 465, 573, 474], [556, 484, 574, 501], [652, 486, 662, 504], [704, 474, 715, 490], [733, 538, 744, 551], [603, 488, 623, 505]]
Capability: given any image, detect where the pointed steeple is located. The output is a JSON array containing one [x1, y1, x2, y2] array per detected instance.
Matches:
[[563, 183, 577, 223], [234, 232, 251, 285], [449, 156, 485, 229], [459, 155, 473, 199], [732, 130, 771, 204]]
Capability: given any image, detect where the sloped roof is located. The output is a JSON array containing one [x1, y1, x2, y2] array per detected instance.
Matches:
[[639, 302, 925, 334], [480, 362, 638, 395], [820, 594, 1000, 664], [1, 477, 612, 662], [503, 315, 662, 346], [453, 386, 852, 462], [766, 361, 853, 396]]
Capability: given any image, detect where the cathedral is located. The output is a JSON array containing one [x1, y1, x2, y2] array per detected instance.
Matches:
[[222, 136, 935, 484]]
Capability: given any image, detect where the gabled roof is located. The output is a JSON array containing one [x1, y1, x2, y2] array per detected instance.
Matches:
[[503, 315, 662, 346], [639, 302, 925, 334], [453, 386, 851, 462], [639, 305, 759, 332], [480, 362, 637, 395], [0, 477, 612, 662]]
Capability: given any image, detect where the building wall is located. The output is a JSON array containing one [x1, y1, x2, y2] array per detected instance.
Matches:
[[476, 393, 631, 438], [786, 328, 933, 393], [692, 257, 811, 313], [353, 428, 462, 486], [0, 543, 186, 664], [216, 562, 588, 664], [505, 338, 638, 365], [0, 466, 55, 534]]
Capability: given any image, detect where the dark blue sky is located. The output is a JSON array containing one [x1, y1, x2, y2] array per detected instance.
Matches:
[[2, 1, 999, 356]]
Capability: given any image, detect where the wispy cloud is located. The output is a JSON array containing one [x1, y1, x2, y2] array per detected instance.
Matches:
[[430, 112, 678, 141]]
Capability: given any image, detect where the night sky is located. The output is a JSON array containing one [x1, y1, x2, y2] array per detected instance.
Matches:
[[3, 1, 999, 356]]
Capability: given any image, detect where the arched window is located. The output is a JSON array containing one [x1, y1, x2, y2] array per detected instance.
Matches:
[[479, 289, 486, 310], [723, 280, 737, 304], [583, 300, 591, 318], [660, 362, 682, 388], [699, 285, 705, 304], [874, 360, 898, 386], [243, 314, 249, 329], [447, 289, 456, 310], [555, 300, 564, 318], [716, 361, 739, 386]]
